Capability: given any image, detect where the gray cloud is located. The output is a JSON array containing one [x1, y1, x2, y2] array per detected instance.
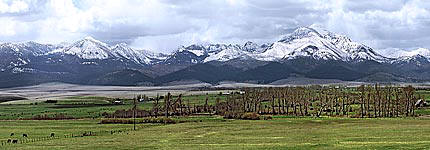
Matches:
[[0, 0, 429, 53]]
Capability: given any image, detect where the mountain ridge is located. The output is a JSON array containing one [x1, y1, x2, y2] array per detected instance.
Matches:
[[1, 25, 430, 87]]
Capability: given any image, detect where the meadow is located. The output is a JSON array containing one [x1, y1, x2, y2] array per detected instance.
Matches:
[[1, 117, 430, 149], [0, 86, 429, 149]]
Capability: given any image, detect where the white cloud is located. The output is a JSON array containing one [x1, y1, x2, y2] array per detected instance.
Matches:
[[0, 17, 31, 38], [0, 0, 29, 13], [1, 0, 430, 52]]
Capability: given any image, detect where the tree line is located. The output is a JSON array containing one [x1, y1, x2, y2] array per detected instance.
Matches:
[[106, 84, 421, 118]]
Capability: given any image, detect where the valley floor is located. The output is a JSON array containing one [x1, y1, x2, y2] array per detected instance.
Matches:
[[1, 83, 430, 149], [1, 117, 430, 150]]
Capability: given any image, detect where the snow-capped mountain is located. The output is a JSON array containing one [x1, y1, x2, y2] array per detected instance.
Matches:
[[254, 26, 388, 62], [385, 48, 430, 66], [111, 43, 141, 62], [111, 43, 167, 64], [378, 48, 430, 65], [164, 44, 249, 64], [203, 44, 248, 62], [171, 25, 389, 63], [52, 36, 115, 60], [384, 48, 430, 58], [2, 26, 430, 88], [50, 36, 166, 65], [0, 41, 58, 69], [0, 41, 56, 57], [1, 26, 427, 69], [393, 54, 429, 65]]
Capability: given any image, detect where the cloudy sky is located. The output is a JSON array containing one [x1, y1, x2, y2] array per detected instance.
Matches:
[[0, 0, 429, 53]]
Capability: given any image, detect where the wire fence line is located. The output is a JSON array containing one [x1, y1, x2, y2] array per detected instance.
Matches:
[[0, 127, 136, 147]]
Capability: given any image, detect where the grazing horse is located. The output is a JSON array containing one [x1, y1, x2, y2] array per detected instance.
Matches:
[[22, 134, 28, 138], [50, 133, 55, 137], [12, 140, 18, 144], [10, 133, 14, 136]]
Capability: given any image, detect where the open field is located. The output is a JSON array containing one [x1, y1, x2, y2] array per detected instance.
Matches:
[[1, 118, 430, 149], [0, 83, 236, 104], [1, 83, 430, 149], [0, 94, 229, 120], [3, 82, 430, 104]]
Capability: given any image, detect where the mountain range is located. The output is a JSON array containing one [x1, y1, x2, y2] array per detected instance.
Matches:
[[1, 25, 430, 88]]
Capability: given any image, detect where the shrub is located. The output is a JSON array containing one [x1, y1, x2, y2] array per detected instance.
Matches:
[[30, 114, 75, 120], [45, 100, 58, 103], [262, 115, 272, 120], [241, 112, 260, 120], [100, 117, 176, 124], [223, 112, 243, 119], [100, 119, 132, 124], [101, 112, 109, 117], [143, 117, 175, 124], [223, 112, 262, 120]]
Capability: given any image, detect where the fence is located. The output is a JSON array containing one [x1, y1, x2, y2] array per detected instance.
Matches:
[[0, 128, 135, 147]]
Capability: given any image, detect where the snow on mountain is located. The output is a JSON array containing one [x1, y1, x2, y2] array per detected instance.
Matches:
[[0, 41, 57, 69], [1, 27, 428, 69], [1, 41, 55, 56], [254, 26, 388, 62], [53, 36, 114, 59], [382, 48, 430, 65], [48, 37, 166, 65], [409, 48, 430, 57], [112, 43, 168, 64], [254, 27, 345, 61], [188, 49, 205, 57], [172, 25, 389, 63], [381, 48, 430, 58], [136, 49, 169, 61], [178, 44, 207, 57], [203, 44, 246, 62], [242, 41, 258, 52], [111, 43, 144, 63], [390, 54, 430, 67], [173, 44, 251, 63], [397, 54, 429, 62]]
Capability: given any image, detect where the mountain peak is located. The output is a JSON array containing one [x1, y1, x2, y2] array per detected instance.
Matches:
[[383, 48, 430, 59], [185, 44, 206, 50], [279, 26, 322, 43], [243, 41, 259, 52], [308, 24, 329, 34], [54, 36, 112, 59], [294, 27, 320, 35], [81, 36, 108, 46], [414, 48, 430, 56], [113, 43, 129, 49], [262, 25, 390, 62]]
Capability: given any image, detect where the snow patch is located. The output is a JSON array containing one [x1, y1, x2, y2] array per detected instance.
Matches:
[[188, 50, 205, 56]]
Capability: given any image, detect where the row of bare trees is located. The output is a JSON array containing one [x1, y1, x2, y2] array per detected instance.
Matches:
[[235, 85, 419, 118], [109, 85, 421, 118]]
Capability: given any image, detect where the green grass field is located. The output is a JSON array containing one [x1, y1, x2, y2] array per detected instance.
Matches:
[[1, 117, 430, 149], [0, 92, 430, 149], [0, 94, 228, 120]]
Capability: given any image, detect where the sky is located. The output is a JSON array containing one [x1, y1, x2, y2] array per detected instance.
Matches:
[[0, 0, 429, 53]]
